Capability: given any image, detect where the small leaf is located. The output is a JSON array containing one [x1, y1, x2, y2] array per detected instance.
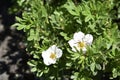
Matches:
[[63, 1, 79, 16], [67, 48, 73, 54], [66, 63, 72, 67], [76, 19, 82, 24], [27, 61, 35, 66], [106, 43, 112, 49], [96, 64, 101, 70], [31, 67, 37, 72], [27, 29, 35, 41], [33, 54, 39, 59], [85, 16, 92, 22], [90, 63, 95, 72], [17, 25, 25, 30], [60, 32, 70, 40], [112, 68, 118, 78], [16, 16, 22, 22]]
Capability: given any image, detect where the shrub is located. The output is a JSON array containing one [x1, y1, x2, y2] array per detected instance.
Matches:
[[14, 0, 120, 79]]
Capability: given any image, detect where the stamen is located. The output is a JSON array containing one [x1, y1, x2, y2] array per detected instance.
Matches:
[[50, 53, 56, 59], [78, 42, 85, 48]]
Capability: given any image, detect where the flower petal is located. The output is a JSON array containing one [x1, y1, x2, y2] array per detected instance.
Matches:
[[68, 39, 76, 48], [84, 34, 93, 45], [49, 45, 63, 58], [43, 59, 51, 65], [43, 55, 56, 65], [48, 58, 56, 64], [73, 31, 85, 42], [50, 45, 56, 51], [42, 51, 49, 59], [68, 39, 77, 52], [56, 48, 63, 58], [82, 47, 87, 53], [42, 45, 62, 65]]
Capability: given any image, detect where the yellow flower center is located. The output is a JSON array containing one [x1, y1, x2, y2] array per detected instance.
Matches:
[[78, 42, 85, 48], [50, 53, 56, 59]]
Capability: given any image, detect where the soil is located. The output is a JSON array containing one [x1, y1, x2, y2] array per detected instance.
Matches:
[[0, 0, 37, 80]]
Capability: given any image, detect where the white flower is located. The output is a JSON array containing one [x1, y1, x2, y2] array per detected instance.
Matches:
[[68, 31, 93, 53], [42, 45, 63, 65]]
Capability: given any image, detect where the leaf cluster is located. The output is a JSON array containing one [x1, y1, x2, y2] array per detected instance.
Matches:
[[14, 0, 120, 79]]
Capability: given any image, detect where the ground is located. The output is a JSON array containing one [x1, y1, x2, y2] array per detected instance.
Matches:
[[0, 0, 36, 80]]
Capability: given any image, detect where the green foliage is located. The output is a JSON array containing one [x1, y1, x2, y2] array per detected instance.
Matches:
[[14, 0, 120, 79], [9, 0, 30, 14]]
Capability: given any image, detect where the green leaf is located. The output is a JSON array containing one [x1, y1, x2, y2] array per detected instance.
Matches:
[[16, 16, 22, 22], [90, 62, 95, 72], [17, 24, 25, 30], [31, 67, 37, 72], [26, 25, 31, 29], [41, 6, 47, 18], [67, 48, 73, 54], [112, 68, 118, 78], [96, 64, 101, 70], [85, 15, 92, 22], [93, 71, 97, 76], [66, 63, 72, 67], [27, 61, 35, 67], [33, 54, 39, 59], [12, 23, 25, 30], [27, 29, 35, 41], [60, 32, 70, 40], [106, 43, 112, 49], [76, 18, 82, 24], [88, 22, 96, 32], [63, 1, 79, 16]]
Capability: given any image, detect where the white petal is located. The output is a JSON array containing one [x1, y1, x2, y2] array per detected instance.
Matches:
[[84, 34, 93, 45], [68, 39, 76, 48], [42, 51, 51, 65], [68, 39, 78, 52], [73, 31, 85, 42], [72, 48, 77, 52], [49, 58, 56, 64], [50, 45, 57, 51], [42, 51, 48, 59], [43, 59, 51, 65], [42, 45, 62, 65], [49, 45, 63, 58], [42, 49, 51, 57], [43, 57, 56, 65], [82, 47, 87, 53], [56, 48, 63, 58]]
